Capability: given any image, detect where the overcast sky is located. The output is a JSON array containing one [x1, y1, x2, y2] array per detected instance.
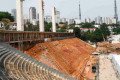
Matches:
[[0, 0, 120, 20]]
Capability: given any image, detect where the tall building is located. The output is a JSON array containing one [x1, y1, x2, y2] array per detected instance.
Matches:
[[11, 9, 16, 22], [29, 7, 37, 23], [60, 18, 67, 23], [114, 0, 118, 23], [45, 15, 52, 23], [55, 10, 60, 23]]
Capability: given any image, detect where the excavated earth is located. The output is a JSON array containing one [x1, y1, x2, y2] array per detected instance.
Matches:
[[25, 38, 96, 79]]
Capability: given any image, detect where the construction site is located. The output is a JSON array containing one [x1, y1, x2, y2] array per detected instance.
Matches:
[[0, 32, 120, 80]]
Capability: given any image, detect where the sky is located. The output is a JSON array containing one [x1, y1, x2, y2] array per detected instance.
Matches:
[[0, 0, 120, 20]]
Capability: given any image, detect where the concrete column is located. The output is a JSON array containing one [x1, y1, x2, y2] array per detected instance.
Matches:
[[38, 0, 44, 32], [52, 6, 56, 32], [16, 0, 24, 31]]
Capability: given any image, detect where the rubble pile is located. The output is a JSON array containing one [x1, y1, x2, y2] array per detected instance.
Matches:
[[97, 42, 120, 54], [25, 38, 95, 79]]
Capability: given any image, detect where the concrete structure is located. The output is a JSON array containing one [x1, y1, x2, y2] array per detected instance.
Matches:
[[29, 7, 37, 25], [111, 54, 120, 77], [0, 43, 76, 80], [38, 0, 44, 32], [52, 6, 56, 32], [16, 0, 44, 31], [16, 0, 24, 31], [99, 55, 119, 80]]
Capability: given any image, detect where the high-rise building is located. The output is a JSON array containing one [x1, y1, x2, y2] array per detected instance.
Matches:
[[55, 10, 60, 23], [29, 7, 37, 23], [60, 18, 67, 23], [11, 9, 16, 22], [45, 15, 52, 23], [68, 19, 75, 25]]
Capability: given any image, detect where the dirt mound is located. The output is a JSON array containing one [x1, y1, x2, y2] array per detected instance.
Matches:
[[25, 38, 95, 79]]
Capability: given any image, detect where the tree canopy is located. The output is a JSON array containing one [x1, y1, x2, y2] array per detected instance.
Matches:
[[73, 27, 81, 38], [74, 23, 110, 43], [0, 12, 14, 22], [81, 22, 95, 28]]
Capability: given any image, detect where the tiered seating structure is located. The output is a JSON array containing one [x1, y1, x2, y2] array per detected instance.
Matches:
[[0, 43, 76, 80]]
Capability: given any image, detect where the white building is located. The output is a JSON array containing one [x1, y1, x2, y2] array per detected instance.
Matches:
[[94, 24, 100, 28], [45, 15, 52, 23], [94, 16, 117, 25], [60, 18, 67, 23], [29, 7, 37, 25], [74, 19, 81, 24], [68, 19, 75, 25], [85, 18, 91, 23], [55, 10, 60, 23]]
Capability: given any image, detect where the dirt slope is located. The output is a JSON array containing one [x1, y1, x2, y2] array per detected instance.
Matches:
[[25, 38, 95, 79]]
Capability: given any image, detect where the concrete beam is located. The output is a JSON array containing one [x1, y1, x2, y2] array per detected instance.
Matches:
[[52, 6, 56, 32], [16, 0, 24, 31], [38, 0, 44, 32]]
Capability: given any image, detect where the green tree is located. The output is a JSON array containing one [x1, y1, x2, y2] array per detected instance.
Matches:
[[1, 18, 11, 30], [44, 21, 52, 32], [113, 27, 120, 34], [92, 28, 104, 42], [73, 27, 81, 38], [0, 12, 14, 22], [81, 22, 95, 28], [100, 23, 110, 41]]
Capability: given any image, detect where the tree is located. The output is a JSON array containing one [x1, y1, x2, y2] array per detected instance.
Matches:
[[1, 18, 11, 30], [113, 27, 120, 34], [81, 22, 95, 28], [100, 23, 110, 41], [44, 21, 52, 32], [57, 28, 66, 32], [73, 27, 81, 38], [92, 28, 104, 42], [0, 12, 14, 22]]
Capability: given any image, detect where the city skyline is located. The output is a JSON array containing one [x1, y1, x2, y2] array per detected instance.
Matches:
[[0, 0, 120, 20]]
